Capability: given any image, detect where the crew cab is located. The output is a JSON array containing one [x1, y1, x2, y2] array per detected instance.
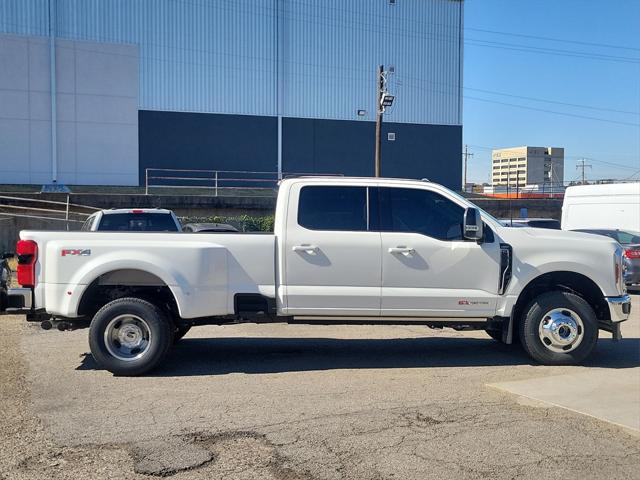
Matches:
[[0, 177, 631, 375]]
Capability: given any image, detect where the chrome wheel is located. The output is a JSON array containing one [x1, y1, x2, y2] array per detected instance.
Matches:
[[104, 314, 152, 361], [538, 308, 584, 353]]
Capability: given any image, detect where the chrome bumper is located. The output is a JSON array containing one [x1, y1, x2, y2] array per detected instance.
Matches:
[[0, 287, 32, 314], [605, 294, 632, 323]]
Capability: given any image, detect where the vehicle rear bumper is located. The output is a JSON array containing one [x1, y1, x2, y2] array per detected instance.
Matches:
[[605, 294, 632, 323], [0, 287, 32, 314]]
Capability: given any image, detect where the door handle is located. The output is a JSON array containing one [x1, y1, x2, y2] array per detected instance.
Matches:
[[292, 244, 318, 253], [388, 246, 415, 255]]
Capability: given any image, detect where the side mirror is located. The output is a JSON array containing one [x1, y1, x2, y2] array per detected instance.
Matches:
[[463, 207, 484, 241]]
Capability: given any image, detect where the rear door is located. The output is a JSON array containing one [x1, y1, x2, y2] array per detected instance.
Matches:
[[378, 186, 501, 318], [282, 183, 381, 316]]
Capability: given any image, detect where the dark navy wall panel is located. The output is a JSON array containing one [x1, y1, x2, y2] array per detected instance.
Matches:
[[138, 110, 278, 184], [283, 117, 461, 189], [139, 111, 462, 190], [282, 118, 376, 177], [380, 122, 462, 188]]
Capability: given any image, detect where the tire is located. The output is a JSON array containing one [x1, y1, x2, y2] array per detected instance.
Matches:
[[173, 324, 192, 344], [519, 291, 598, 365], [89, 297, 173, 376]]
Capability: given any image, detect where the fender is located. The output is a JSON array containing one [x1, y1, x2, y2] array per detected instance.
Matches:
[[43, 245, 228, 319]]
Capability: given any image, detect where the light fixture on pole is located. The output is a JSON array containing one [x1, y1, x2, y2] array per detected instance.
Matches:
[[380, 93, 395, 110]]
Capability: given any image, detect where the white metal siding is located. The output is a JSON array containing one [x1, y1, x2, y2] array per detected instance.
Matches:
[[0, 0, 462, 125]]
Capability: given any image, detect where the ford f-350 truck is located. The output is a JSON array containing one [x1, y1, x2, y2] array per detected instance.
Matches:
[[0, 177, 631, 375]]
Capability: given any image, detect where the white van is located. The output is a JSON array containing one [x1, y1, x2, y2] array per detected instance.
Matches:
[[562, 183, 640, 231]]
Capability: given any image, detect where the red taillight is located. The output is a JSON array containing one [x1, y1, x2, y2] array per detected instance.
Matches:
[[16, 240, 37, 287], [131, 209, 144, 214], [624, 249, 640, 260]]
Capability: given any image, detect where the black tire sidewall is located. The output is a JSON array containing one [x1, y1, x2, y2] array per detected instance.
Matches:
[[519, 291, 598, 365], [89, 297, 172, 376]]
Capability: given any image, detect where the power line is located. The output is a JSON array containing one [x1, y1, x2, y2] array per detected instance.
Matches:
[[466, 27, 640, 52], [464, 87, 639, 116], [570, 156, 640, 171], [464, 96, 640, 127]]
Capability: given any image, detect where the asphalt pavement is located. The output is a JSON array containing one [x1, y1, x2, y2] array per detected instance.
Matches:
[[1, 296, 639, 479]]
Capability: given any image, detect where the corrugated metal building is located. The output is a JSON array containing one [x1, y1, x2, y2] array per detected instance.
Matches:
[[0, 0, 463, 188]]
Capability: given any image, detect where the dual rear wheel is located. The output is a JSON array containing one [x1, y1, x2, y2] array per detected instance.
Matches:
[[89, 297, 175, 376]]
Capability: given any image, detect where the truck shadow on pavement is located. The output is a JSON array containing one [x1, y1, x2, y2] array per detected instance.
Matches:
[[77, 336, 640, 376]]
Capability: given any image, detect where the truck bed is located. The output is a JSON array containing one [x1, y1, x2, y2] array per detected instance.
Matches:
[[20, 231, 276, 319]]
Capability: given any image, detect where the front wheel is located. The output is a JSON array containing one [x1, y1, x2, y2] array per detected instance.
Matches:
[[519, 291, 598, 365], [89, 297, 173, 376]]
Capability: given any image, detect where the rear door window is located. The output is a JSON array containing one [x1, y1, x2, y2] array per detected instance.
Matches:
[[298, 186, 367, 231]]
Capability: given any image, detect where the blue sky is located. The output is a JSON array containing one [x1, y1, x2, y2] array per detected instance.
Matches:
[[463, 0, 640, 183]]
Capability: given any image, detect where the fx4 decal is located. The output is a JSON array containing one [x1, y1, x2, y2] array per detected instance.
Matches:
[[61, 249, 91, 257]]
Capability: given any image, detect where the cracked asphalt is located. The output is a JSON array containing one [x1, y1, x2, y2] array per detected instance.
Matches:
[[1, 296, 639, 479]]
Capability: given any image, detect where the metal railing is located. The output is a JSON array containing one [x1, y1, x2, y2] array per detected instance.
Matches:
[[0, 195, 101, 228], [144, 168, 343, 196]]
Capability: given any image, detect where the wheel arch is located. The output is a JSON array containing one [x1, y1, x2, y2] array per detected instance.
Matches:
[[77, 268, 181, 320], [512, 271, 610, 329]]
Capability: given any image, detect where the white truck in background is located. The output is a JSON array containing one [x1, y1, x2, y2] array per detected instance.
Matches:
[[0, 177, 631, 375], [562, 182, 640, 231]]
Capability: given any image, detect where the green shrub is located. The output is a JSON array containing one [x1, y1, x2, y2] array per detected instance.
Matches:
[[180, 214, 274, 232]]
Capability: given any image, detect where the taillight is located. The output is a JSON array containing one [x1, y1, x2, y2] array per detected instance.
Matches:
[[16, 240, 37, 288], [624, 249, 640, 259]]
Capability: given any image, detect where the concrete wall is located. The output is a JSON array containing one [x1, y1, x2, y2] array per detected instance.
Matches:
[[0, 33, 139, 185], [0, 215, 81, 253]]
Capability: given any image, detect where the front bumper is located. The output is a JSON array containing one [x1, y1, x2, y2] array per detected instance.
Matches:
[[605, 294, 632, 323], [0, 287, 32, 314]]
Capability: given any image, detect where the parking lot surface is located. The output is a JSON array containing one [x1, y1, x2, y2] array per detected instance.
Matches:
[[1, 296, 639, 479]]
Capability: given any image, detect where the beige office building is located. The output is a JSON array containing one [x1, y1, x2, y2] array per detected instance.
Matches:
[[491, 146, 564, 188]]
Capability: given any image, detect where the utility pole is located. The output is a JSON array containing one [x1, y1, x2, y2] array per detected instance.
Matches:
[[374, 65, 384, 177], [462, 145, 473, 192], [373, 65, 395, 177], [576, 159, 592, 184]]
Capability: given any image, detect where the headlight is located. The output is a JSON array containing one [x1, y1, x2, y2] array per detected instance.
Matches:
[[614, 247, 626, 294]]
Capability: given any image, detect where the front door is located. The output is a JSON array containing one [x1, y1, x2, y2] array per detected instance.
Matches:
[[283, 183, 381, 316], [378, 186, 501, 318]]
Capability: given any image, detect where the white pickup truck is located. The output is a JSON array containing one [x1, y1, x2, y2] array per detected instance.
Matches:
[[0, 177, 631, 375]]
